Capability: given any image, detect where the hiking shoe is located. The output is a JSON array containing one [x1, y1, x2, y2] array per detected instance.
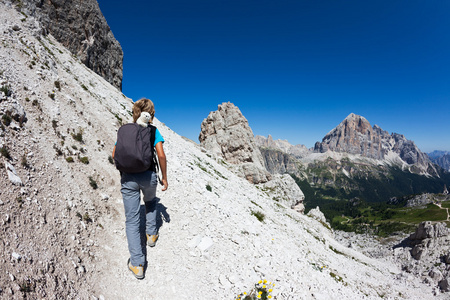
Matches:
[[147, 234, 159, 247], [127, 258, 144, 279]]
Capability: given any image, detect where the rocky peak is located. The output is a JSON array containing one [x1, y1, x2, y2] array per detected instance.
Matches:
[[314, 113, 437, 175], [199, 102, 265, 167], [199, 102, 271, 183], [7, 0, 123, 90], [314, 113, 387, 160]]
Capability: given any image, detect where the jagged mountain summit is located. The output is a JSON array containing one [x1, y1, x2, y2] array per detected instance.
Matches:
[[314, 113, 437, 176], [6, 0, 124, 90], [0, 2, 448, 299], [256, 115, 449, 204]]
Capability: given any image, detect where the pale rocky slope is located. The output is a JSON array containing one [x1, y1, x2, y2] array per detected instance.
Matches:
[[0, 2, 446, 299]]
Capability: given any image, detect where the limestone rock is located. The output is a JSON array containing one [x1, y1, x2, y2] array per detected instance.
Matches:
[[307, 206, 328, 226], [314, 113, 437, 175], [10, 0, 123, 90], [255, 135, 310, 159], [259, 147, 302, 175], [409, 221, 450, 240], [439, 277, 450, 292], [236, 162, 272, 184], [199, 102, 270, 183], [3, 100, 27, 123], [4, 161, 22, 186], [258, 174, 304, 211]]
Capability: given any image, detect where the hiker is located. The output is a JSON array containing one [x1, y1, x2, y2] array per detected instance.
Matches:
[[112, 98, 168, 279]]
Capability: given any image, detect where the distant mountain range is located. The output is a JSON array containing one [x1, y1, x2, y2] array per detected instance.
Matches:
[[428, 151, 450, 172], [256, 113, 450, 206]]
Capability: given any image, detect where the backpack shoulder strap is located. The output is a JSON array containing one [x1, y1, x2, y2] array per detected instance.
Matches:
[[149, 124, 156, 148], [148, 125, 158, 172]]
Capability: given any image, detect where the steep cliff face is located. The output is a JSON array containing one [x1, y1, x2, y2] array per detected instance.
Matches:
[[8, 0, 123, 90], [255, 135, 310, 159], [314, 113, 437, 175], [259, 147, 302, 175], [436, 154, 450, 172]]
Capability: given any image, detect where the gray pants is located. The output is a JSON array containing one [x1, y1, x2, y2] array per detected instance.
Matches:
[[121, 170, 158, 266]]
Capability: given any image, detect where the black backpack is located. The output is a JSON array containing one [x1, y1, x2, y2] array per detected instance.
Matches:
[[114, 123, 156, 173]]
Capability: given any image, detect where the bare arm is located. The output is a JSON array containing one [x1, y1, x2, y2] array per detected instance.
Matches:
[[155, 141, 168, 191]]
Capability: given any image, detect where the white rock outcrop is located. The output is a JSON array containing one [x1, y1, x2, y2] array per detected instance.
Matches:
[[199, 102, 271, 184]]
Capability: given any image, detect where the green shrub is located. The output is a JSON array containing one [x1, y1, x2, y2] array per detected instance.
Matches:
[[89, 176, 98, 189], [83, 212, 92, 223], [79, 156, 89, 164], [21, 155, 29, 168], [206, 184, 212, 192], [108, 155, 114, 164], [0, 146, 11, 160], [66, 156, 74, 163], [0, 85, 12, 97], [251, 210, 265, 223], [2, 114, 12, 126], [72, 129, 83, 143]]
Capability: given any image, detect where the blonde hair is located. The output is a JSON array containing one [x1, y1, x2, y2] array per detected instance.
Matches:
[[132, 98, 155, 123]]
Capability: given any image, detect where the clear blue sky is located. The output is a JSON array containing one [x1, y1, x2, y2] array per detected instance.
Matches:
[[97, 0, 450, 153]]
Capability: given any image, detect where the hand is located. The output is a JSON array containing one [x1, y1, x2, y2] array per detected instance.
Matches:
[[161, 179, 168, 191]]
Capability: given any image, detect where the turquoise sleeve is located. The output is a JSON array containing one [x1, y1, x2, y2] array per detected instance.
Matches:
[[154, 128, 164, 146]]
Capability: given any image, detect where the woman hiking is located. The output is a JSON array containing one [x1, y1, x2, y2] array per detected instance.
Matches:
[[112, 98, 168, 279]]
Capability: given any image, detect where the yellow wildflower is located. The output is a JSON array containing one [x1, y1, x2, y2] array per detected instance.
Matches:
[[263, 279, 267, 283], [268, 296, 272, 299], [258, 280, 262, 284], [257, 296, 261, 299], [263, 285, 266, 289], [269, 289, 273, 292]]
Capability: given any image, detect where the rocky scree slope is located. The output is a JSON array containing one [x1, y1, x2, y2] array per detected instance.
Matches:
[[0, 3, 129, 298], [199, 102, 304, 213], [334, 220, 450, 295], [6, 0, 123, 90], [0, 4, 446, 299]]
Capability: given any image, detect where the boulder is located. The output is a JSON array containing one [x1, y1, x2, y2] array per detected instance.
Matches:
[[4, 100, 27, 123], [307, 206, 329, 226], [439, 278, 450, 292], [257, 174, 304, 210]]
